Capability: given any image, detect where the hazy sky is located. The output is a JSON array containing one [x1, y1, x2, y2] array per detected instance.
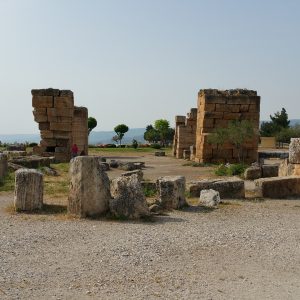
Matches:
[[0, 0, 299, 134]]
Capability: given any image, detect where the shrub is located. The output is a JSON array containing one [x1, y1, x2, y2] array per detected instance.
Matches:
[[29, 142, 38, 147], [215, 163, 247, 176], [151, 143, 161, 149]]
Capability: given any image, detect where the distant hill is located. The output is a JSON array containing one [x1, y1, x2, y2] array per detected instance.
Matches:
[[0, 128, 146, 144]]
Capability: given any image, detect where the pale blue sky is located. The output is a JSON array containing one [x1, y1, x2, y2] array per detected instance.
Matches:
[[0, 0, 299, 134]]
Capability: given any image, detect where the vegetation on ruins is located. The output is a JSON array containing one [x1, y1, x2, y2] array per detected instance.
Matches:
[[208, 120, 256, 162], [144, 120, 175, 146], [88, 117, 98, 135], [214, 163, 247, 176], [114, 124, 129, 146]]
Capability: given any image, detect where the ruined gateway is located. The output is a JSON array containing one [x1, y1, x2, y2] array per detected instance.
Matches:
[[32, 88, 88, 162], [173, 89, 260, 163]]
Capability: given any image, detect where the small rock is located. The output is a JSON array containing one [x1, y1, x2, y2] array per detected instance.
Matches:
[[199, 189, 220, 207]]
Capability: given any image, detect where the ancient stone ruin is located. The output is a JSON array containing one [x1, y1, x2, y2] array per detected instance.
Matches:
[[172, 108, 197, 159], [173, 89, 260, 163], [32, 88, 88, 162]]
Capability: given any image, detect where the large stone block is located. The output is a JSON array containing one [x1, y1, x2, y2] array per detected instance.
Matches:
[[188, 177, 245, 198], [156, 176, 187, 209], [47, 108, 74, 117], [68, 156, 111, 217], [262, 165, 279, 178], [33, 111, 48, 122], [244, 166, 261, 180], [199, 189, 220, 207], [110, 174, 150, 219], [289, 138, 300, 164], [14, 169, 43, 211], [50, 122, 72, 132], [54, 96, 74, 108], [0, 153, 8, 180], [32, 96, 53, 108], [254, 176, 300, 198]]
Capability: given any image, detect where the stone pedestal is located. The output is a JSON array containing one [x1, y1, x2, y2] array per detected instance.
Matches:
[[14, 169, 43, 211], [289, 138, 300, 164], [68, 156, 110, 217], [157, 176, 187, 209]]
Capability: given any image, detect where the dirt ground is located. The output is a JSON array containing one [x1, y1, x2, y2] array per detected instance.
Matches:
[[1, 151, 299, 299]]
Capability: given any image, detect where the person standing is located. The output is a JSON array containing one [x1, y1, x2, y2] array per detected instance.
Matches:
[[71, 143, 79, 158]]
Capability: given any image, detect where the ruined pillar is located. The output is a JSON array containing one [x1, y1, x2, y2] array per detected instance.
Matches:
[[14, 169, 43, 211], [32, 88, 88, 162]]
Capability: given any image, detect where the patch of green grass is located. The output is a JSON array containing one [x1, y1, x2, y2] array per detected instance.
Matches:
[[51, 163, 70, 173], [0, 172, 15, 192], [143, 186, 157, 197], [215, 163, 248, 177]]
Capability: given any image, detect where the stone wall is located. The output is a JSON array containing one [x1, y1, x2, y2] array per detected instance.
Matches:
[[195, 89, 260, 163], [32, 88, 88, 162], [172, 108, 197, 159]]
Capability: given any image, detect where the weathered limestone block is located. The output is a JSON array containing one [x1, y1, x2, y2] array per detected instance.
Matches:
[[10, 156, 51, 168], [156, 176, 187, 209], [54, 96, 74, 108], [68, 156, 111, 217], [32, 96, 53, 108], [99, 162, 110, 171], [0, 154, 8, 180], [3, 151, 27, 159], [244, 166, 261, 180], [188, 177, 245, 199], [14, 169, 43, 211], [50, 122, 72, 132], [110, 174, 150, 219], [199, 189, 220, 207], [279, 159, 300, 177], [254, 176, 300, 198], [262, 165, 279, 178], [183, 150, 191, 160], [47, 108, 74, 117], [155, 151, 165, 156], [289, 138, 300, 164], [121, 169, 143, 181]]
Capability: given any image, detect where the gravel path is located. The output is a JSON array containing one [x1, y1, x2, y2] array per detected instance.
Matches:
[[1, 194, 300, 299]]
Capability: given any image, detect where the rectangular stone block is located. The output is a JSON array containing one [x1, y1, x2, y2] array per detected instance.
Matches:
[[254, 176, 300, 198], [227, 104, 241, 113], [240, 104, 249, 112], [204, 95, 226, 104], [32, 96, 53, 108], [47, 108, 74, 117], [40, 139, 57, 147], [187, 177, 245, 198], [33, 112, 48, 123], [223, 112, 242, 120], [50, 122, 72, 132], [48, 116, 73, 123], [39, 122, 50, 131], [40, 130, 54, 139], [289, 138, 300, 164], [54, 96, 74, 108], [52, 131, 72, 139], [204, 111, 224, 119]]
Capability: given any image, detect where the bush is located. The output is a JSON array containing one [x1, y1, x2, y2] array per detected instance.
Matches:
[[215, 163, 247, 176], [151, 143, 161, 149], [29, 142, 38, 147]]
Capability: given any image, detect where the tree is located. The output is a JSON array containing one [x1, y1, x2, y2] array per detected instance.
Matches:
[[276, 125, 300, 144], [154, 119, 171, 146], [270, 108, 290, 129], [132, 139, 138, 149], [260, 121, 279, 137], [88, 117, 97, 135], [208, 120, 256, 162], [144, 125, 160, 143], [114, 124, 129, 145], [112, 135, 120, 144]]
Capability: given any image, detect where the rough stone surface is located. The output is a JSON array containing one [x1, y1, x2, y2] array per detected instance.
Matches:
[[199, 189, 220, 207], [262, 165, 279, 178], [109, 160, 119, 168], [32, 88, 88, 162], [10, 156, 51, 169], [0, 153, 8, 180], [3, 151, 27, 159], [254, 176, 300, 198], [156, 176, 187, 209], [121, 169, 143, 181], [6, 144, 26, 151], [68, 156, 111, 217], [289, 138, 300, 164], [188, 177, 245, 198], [279, 159, 300, 177], [244, 166, 262, 180], [99, 162, 110, 171], [110, 174, 150, 219], [14, 169, 43, 211], [155, 151, 165, 157], [149, 204, 162, 213]]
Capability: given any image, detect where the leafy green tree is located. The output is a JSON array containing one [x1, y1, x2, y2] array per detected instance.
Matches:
[[154, 119, 171, 146], [114, 124, 129, 145], [270, 108, 290, 129], [144, 128, 160, 143], [260, 121, 279, 137], [276, 125, 300, 144], [88, 117, 97, 135], [131, 139, 138, 149], [208, 120, 256, 162]]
